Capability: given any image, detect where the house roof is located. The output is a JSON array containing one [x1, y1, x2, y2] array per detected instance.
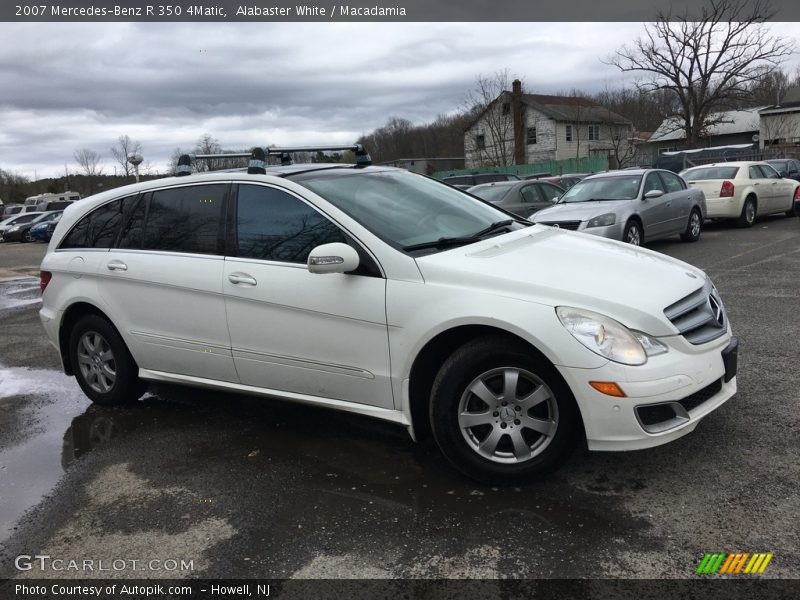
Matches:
[[759, 86, 800, 113], [465, 90, 633, 131], [649, 108, 762, 143], [520, 93, 632, 125]]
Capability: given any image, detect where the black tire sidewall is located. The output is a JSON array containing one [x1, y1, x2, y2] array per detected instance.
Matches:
[[681, 209, 702, 242], [739, 197, 756, 227], [624, 220, 642, 245], [429, 337, 580, 485], [68, 314, 144, 406]]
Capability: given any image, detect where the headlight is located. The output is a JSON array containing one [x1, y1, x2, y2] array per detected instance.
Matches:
[[586, 213, 616, 228], [8, 226, 19, 232], [556, 306, 667, 365]]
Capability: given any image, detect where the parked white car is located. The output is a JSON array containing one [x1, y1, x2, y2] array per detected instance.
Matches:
[[680, 161, 800, 226], [39, 161, 738, 484]]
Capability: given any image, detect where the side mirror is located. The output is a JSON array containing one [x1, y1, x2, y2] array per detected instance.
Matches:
[[780, 171, 789, 178], [644, 189, 664, 199], [551, 196, 560, 203], [308, 242, 360, 274]]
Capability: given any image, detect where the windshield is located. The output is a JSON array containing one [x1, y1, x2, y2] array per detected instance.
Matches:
[[560, 175, 642, 202], [292, 169, 521, 251], [681, 166, 739, 180], [469, 185, 512, 203]]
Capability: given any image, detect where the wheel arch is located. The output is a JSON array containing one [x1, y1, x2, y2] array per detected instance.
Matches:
[[407, 324, 581, 443], [58, 302, 125, 376]]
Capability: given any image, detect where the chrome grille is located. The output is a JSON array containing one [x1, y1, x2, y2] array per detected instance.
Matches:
[[539, 220, 581, 231], [664, 280, 727, 345]]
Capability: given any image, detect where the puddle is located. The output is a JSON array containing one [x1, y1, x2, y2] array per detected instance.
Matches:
[[0, 364, 91, 544]]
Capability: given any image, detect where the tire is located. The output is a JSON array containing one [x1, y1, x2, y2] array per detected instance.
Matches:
[[68, 314, 146, 406], [22, 230, 33, 243], [680, 208, 702, 242], [429, 336, 581, 485], [737, 196, 757, 228], [623, 220, 643, 245]]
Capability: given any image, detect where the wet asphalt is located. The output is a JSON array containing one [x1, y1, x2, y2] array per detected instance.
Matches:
[[0, 218, 798, 581]]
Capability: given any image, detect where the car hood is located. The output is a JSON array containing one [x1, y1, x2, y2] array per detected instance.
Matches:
[[532, 200, 632, 222], [414, 226, 707, 336]]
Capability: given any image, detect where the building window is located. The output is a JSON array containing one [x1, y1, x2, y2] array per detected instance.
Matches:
[[526, 127, 537, 145], [502, 103, 510, 115], [476, 134, 486, 150], [565, 125, 573, 142], [588, 124, 600, 141]]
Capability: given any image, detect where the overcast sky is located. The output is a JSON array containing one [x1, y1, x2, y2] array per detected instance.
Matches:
[[2, 22, 799, 179]]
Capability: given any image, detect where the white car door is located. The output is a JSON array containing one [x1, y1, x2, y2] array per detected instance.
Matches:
[[222, 183, 394, 409], [759, 164, 794, 213], [98, 183, 239, 383]]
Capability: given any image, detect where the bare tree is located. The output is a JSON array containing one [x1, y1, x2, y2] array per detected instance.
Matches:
[[110, 135, 143, 178], [608, 0, 794, 147], [73, 148, 104, 177], [194, 134, 221, 171], [463, 70, 517, 167]]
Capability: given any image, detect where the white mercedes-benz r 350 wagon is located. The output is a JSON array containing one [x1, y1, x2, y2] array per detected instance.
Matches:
[[39, 154, 738, 484]]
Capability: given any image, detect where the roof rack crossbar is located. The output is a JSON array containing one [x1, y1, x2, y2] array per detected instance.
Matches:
[[176, 144, 371, 176]]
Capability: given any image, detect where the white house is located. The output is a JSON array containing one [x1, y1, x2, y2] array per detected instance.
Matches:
[[759, 86, 800, 153], [464, 80, 633, 169]]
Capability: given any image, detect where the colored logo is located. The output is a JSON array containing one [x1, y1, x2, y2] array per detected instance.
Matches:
[[696, 552, 773, 575]]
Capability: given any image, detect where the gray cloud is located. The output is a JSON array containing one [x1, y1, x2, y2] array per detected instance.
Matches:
[[1, 22, 798, 178]]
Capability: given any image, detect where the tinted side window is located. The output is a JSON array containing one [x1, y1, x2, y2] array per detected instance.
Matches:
[[118, 195, 146, 249], [143, 185, 226, 254], [539, 183, 564, 201], [748, 166, 762, 179], [520, 185, 538, 203], [659, 171, 685, 192], [60, 197, 132, 249], [758, 165, 780, 179], [235, 184, 345, 263]]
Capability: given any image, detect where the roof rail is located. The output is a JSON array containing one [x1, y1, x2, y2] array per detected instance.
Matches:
[[175, 144, 371, 176]]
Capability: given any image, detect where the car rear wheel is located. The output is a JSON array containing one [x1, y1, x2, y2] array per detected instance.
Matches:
[[738, 196, 757, 227], [69, 314, 147, 406], [429, 336, 580, 485], [623, 220, 643, 245], [680, 209, 702, 242]]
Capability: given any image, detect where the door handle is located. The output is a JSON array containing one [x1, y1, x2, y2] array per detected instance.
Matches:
[[106, 260, 128, 272], [228, 272, 257, 286]]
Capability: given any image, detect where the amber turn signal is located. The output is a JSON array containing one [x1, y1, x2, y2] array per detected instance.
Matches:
[[589, 381, 626, 397]]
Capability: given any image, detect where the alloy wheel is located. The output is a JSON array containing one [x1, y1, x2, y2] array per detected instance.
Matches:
[[457, 367, 559, 464], [77, 331, 117, 394]]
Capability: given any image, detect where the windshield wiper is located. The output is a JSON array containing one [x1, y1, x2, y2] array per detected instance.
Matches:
[[402, 219, 524, 252]]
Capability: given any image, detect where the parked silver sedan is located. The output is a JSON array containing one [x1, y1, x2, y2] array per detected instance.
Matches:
[[531, 169, 707, 245]]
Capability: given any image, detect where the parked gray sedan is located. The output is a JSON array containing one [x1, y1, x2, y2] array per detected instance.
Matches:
[[531, 169, 707, 245], [467, 180, 565, 218]]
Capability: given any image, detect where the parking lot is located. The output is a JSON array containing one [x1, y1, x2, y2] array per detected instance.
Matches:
[[0, 217, 798, 581]]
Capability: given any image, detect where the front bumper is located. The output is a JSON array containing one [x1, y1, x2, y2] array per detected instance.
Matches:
[[558, 335, 738, 451]]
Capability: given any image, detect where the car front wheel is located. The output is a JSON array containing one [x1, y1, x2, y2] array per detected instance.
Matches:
[[68, 314, 147, 406], [623, 220, 643, 245], [429, 336, 580, 485]]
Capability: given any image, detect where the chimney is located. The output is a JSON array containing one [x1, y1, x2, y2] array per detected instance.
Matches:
[[512, 79, 525, 165]]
